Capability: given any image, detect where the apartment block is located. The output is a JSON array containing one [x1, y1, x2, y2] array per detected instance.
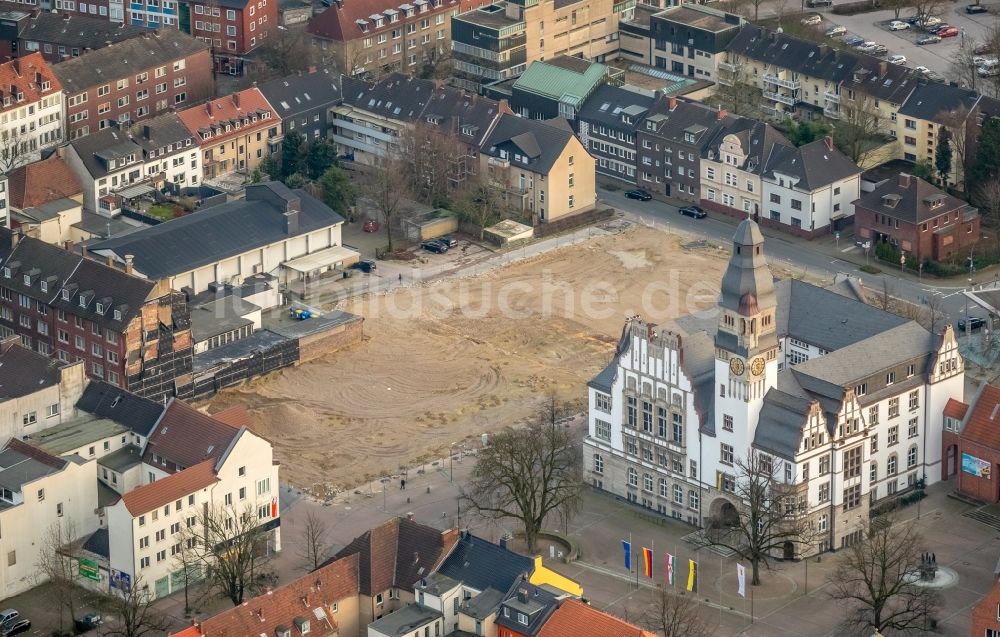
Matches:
[[0, 338, 86, 440], [0, 52, 63, 167], [182, 0, 278, 73], [645, 4, 743, 82], [0, 10, 146, 62], [577, 84, 652, 184]]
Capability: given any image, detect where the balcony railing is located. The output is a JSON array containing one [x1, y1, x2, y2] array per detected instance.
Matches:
[[763, 74, 801, 90], [718, 60, 736, 72], [823, 106, 841, 120], [823, 91, 841, 103], [763, 90, 796, 106]]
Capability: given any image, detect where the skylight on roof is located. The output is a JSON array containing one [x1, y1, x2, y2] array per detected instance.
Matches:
[[599, 102, 610, 112]]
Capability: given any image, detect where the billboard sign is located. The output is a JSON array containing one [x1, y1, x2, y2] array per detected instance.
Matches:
[[962, 452, 992, 478], [110, 568, 131, 592], [78, 557, 100, 581]]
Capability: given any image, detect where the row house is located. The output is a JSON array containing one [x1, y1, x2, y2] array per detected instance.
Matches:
[[176, 87, 278, 179], [635, 95, 729, 203], [0, 0, 126, 25], [307, 0, 475, 79], [644, 4, 743, 82], [257, 67, 341, 145], [53, 29, 213, 139], [576, 83, 651, 184], [64, 112, 201, 213], [0, 230, 193, 401], [107, 399, 280, 600], [0, 52, 63, 168], [451, 0, 636, 94], [853, 172, 980, 264], [182, 0, 277, 75], [584, 218, 965, 554], [0, 339, 86, 440], [896, 82, 981, 190], [480, 113, 594, 224], [0, 10, 146, 62], [124, 0, 179, 30]]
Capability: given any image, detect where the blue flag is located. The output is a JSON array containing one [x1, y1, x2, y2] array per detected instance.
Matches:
[[622, 540, 631, 571]]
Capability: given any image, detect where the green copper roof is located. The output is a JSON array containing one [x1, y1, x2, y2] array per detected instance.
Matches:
[[512, 59, 609, 105]]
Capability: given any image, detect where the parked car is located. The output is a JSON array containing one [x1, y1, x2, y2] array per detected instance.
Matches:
[[938, 26, 959, 37], [0, 613, 17, 628], [924, 70, 946, 82], [420, 240, 448, 254], [973, 55, 997, 65], [801, 14, 822, 24], [869, 45, 889, 56], [856, 40, 878, 50], [352, 259, 377, 273], [679, 205, 707, 219], [975, 44, 996, 54], [362, 219, 380, 233], [913, 65, 930, 74], [807, 0, 833, 7], [888, 54, 907, 64], [436, 235, 458, 247], [825, 25, 847, 36], [917, 34, 941, 44], [966, 3, 988, 13], [889, 20, 909, 30], [0, 620, 29, 637], [844, 35, 866, 46], [921, 15, 942, 26], [75, 614, 102, 633], [624, 189, 653, 201], [958, 315, 986, 331], [979, 65, 1000, 77]]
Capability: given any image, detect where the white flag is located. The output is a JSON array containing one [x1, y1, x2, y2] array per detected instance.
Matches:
[[736, 563, 746, 598]]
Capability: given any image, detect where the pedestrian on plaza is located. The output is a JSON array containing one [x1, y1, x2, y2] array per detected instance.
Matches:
[[398, 273, 403, 283], [400, 478, 406, 490]]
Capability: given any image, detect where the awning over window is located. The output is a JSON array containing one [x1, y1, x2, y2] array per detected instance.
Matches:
[[117, 184, 155, 200], [282, 245, 360, 274]]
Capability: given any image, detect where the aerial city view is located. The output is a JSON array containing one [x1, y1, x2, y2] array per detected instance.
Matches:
[[0, 0, 999, 633]]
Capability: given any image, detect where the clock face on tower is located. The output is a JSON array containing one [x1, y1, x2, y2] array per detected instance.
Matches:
[[729, 357, 745, 376], [750, 357, 766, 377]]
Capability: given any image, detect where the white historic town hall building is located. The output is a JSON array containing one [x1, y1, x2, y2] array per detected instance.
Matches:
[[584, 219, 965, 553]]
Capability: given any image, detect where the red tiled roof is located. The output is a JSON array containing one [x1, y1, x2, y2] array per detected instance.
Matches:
[[211, 404, 252, 429], [0, 53, 61, 115], [177, 88, 277, 146], [329, 517, 459, 595], [307, 0, 475, 42], [537, 599, 655, 637], [142, 399, 240, 473], [5, 438, 66, 470], [961, 385, 1000, 448], [168, 627, 201, 637], [120, 459, 218, 516], [7, 154, 82, 210], [192, 554, 360, 637], [944, 398, 969, 421]]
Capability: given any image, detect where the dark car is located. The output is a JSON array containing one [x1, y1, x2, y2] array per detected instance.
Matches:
[[917, 34, 941, 44], [844, 35, 866, 46], [1, 620, 30, 637], [679, 205, 707, 219], [958, 316, 987, 331], [421, 240, 448, 254], [352, 259, 377, 273], [436, 235, 458, 248], [624, 189, 653, 201], [75, 614, 102, 633], [967, 3, 988, 13]]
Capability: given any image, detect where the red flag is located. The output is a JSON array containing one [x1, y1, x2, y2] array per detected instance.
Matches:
[[271, 497, 278, 518], [642, 547, 653, 578]]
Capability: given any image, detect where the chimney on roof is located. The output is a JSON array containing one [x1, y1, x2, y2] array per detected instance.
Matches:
[[62, 12, 70, 20], [308, 65, 317, 74], [879, 61, 887, 76], [406, 511, 414, 520], [206, 101, 213, 118], [516, 588, 528, 603], [9, 231, 19, 250], [232, 92, 240, 109], [717, 107, 727, 121], [105, 255, 113, 267], [142, 124, 151, 139], [669, 97, 677, 111], [284, 208, 298, 235], [499, 534, 508, 550], [30, 8, 39, 17], [413, 551, 420, 565], [124, 254, 134, 275], [64, 239, 74, 252], [898, 173, 912, 188], [80, 243, 87, 258], [824, 135, 833, 152]]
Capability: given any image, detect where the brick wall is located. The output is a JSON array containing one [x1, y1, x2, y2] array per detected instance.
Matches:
[[296, 316, 363, 363]]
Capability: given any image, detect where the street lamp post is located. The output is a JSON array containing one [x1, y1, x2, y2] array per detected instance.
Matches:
[[449, 442, 456, 482]]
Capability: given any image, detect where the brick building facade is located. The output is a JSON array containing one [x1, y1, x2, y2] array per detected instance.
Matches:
[[942, 384, 1000, 503], [183, 0, 277, 74]]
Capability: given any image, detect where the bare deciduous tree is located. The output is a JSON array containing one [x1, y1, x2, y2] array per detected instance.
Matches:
[[171, 538, 203, 616], [298, 510, 332, 572], [834, 95, 884, 167], [363, 156, 412, 253], [828, 516, 940, 634], [37, 519, 80, 632], [399, 126, 458, 208], [710, 59, 761, 119], [258, 26, 317, 79], [101, 575, 172, 637], [641, 586, 713, 637], [975, 176, 1000, 252], [694, 450, 810, 586], [455, 173, 510, 240], [0, 129, 30, 173], [463, 398, 584, 553]]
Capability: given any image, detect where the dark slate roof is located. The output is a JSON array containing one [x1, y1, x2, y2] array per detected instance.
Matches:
[[51, 30, 209, 95], [462, 588, 505, 619], [0, 234, 156, 328], [82, 527, 110, 559], [587, 360, 617, 393], [129, 113, 196, 156], [701, 117, 791, 176], [68, 127, 143, 179], [753, 388, 811, 460], [89, 183, 346, 280], [852, 174, 972, 224], [577, 84, 654, 132], [763, 138, 860, 191], [639, 96, 729, 146], [15, 11, 146, 50], [898, 81, 982, 125], [0, 343, 64, 400], [437, 533, 534, 594], [495, 581, 559, 637], [481, 114, 576, 174], [420, 85, 506, 148], [258, 69, 342, 120], [341, 73, 436, 123], [76, 381, 165, 438]]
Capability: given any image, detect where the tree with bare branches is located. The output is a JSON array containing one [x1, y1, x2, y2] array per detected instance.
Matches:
[[298, 510, 332, 572], [36, 519, 80, 632], [834, 95, 884, 167], [363, 156, 412, 253], [399, 126, 459, 208], [455, 172, 510, 240], [694, 450, 810, 586], [641, 586, 713, 637], [101, 575, 172, 637], [0, 128, 31, 173], [974, 176, 1000, 252], [462, 399, 584, 553], [710, 60, 761, 119], [827, 516, 940, 634], [258, 26, 317, 78]]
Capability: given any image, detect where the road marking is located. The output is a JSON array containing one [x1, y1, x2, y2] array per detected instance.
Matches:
[[841, 245, 857, 252]]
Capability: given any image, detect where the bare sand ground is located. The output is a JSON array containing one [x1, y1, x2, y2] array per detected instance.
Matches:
[[206, 226, 744, 493]]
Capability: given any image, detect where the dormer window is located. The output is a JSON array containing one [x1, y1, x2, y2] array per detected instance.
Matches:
[[518, 612, 529, 625], [79, 295, 88, 308], [61, 289, 70, 301], [22, 274, 29, 285], [276, 626, 291, 637], [2, 268, 9, 279], [114, 309, 122, 321], [96, 302, 104, 314], [40, 280, 47, 292], [293, 617, 310, 635]]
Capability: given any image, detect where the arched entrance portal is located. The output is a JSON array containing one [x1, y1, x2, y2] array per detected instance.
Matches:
[[709, 497, 739, 528], [783, 540, 795, 560]]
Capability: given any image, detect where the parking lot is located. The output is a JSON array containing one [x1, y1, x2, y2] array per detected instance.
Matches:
[[797, 1, 998, 82]]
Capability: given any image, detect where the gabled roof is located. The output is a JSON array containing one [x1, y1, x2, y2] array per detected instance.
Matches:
[[15, 11, 147, 51], [494, 580, 559, 637], [852, 173, 972, 224], [307, 0, 475, 42], [0, 438, 67, 495], [944, 397, 969, 421], [128, 112, 196, 156], [481, 114, 576, 174], [7, 154, 82, 209], [419, 84, 507, 147], [51, 30, 208, 95], [702, 117, 791, 176], [577, 84, 655, 132], [763, 137, 861, 191], [0, 340, 65, 401], [537, 599, 654, 637], [898, 81, 982, 125], [512, 57, 609, 107], [68, 128, 143, 180], [0, 52, 61, 114], [192, 554, 360, 637], [328, 517, 459, 595], [436, 533, 533, 594], [177, 88, 278, 145], [141, 399, 240, 472], [753, 387, 812, 460], [340, 73, 437, 123], [959, 385, 1000, 448], [638, 96, 729, 146], [120, 459, 218, 516], [258, 68, 342, 120], [76, 381, 164, 438]]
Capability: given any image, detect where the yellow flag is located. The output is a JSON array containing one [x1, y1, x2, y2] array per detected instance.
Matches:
[[687, 559, 697, 592]]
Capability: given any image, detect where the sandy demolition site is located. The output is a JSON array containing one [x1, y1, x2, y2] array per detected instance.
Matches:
[[207, 226, 743, 493]]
